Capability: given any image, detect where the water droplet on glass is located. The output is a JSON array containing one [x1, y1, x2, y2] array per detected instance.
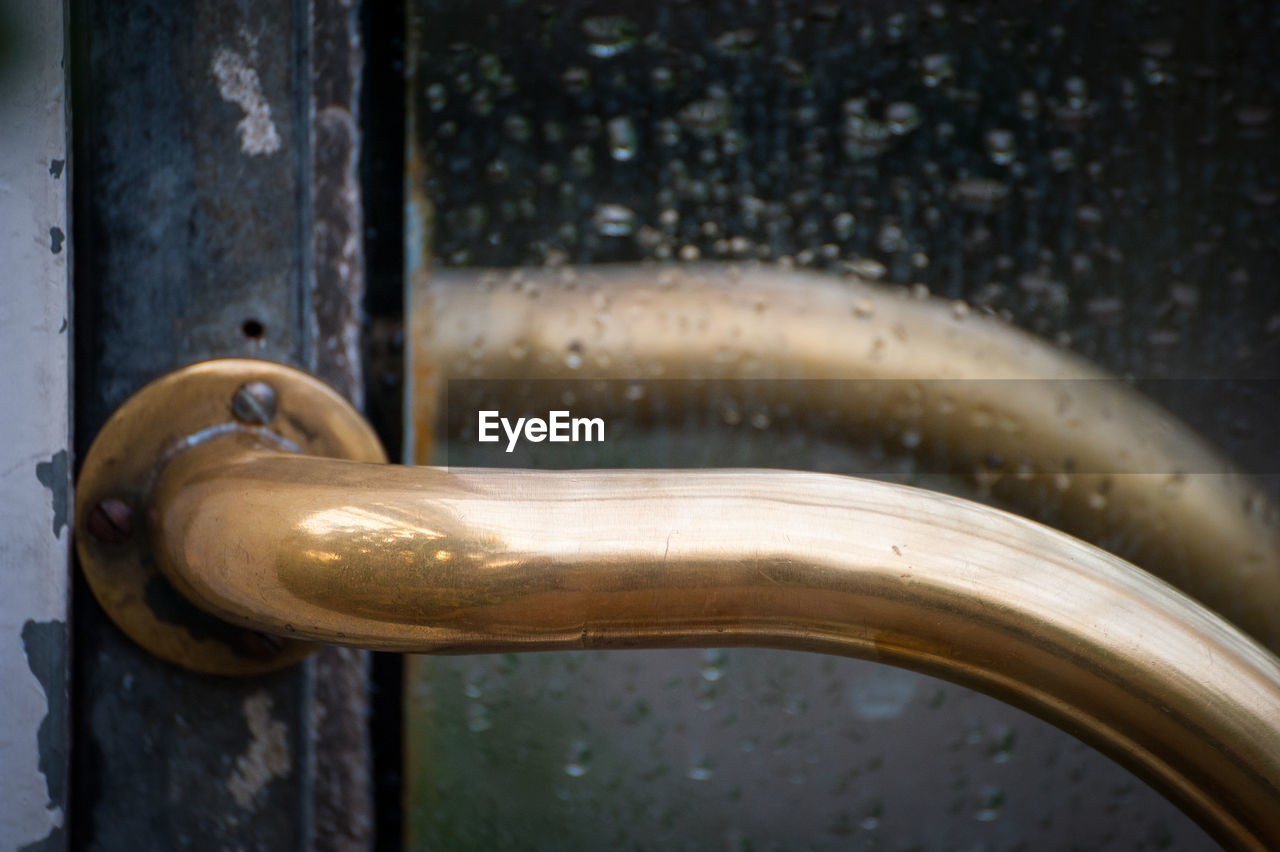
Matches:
[[712, 28, 758, 55], [991, 726, 1015, 763], [1076, 205, 1103, 228], [469, 88, 493, 116], [570, 144, 594, 178], [849, 668, 920, 720], [564, 738, 592, 777], [1142, 57, 1170, 85], [1234, 105, 1273, 127], [921, 53, 953, 87], [592, 203, 636, 237], [687, 757, 715, 781], [1171, 275, 1207, 305], [477, 53, 501, 82], [985, 128, 1016, 165], [581, 15, 639, 58], [950, 177, 1010, 213], [877, 223, 905, 253], [426, 82, 447, 112], [606, 116, 638, 162], [842, 114, 891, 160], [833, 211, 857, 239], [885, 12, 908, 41], [466, 702, 492, 733], [974, 785, 1004, 821], [677, 92, 733, 137], [1141, 38, 1174, 59], [503, 114, 531, 142], [561, 66, 590, 95], [1064, 76, 1089, 109], [885, 101, 920, 135], [1017, 89, 1038, 120], [1086, 296, 1123, 321], [700, 649, 727, 681]]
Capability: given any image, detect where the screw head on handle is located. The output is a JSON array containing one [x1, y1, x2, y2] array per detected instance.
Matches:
[[87, 497, 134, 545], [231, 380, 278, 425]]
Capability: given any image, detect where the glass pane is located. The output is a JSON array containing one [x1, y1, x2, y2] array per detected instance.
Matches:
[[405, 0, 1279, 847], [408, 648, 1201, 850]]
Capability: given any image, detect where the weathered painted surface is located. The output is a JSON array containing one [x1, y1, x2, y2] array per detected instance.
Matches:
[[0, 0, 71, 849]]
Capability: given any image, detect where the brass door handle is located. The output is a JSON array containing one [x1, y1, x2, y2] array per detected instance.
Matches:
[[76, 358, 1280, 849]]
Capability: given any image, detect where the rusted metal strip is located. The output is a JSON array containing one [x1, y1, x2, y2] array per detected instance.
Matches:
[[72, 0, 372, 848]]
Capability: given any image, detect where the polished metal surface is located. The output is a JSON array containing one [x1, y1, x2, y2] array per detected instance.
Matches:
[[413, 263, 1280, 654], [73, 359, 386, 675], [131, 411, 1279, 848]]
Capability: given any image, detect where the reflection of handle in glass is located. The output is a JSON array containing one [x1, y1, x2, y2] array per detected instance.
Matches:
[[413, 263, 1280, 653]]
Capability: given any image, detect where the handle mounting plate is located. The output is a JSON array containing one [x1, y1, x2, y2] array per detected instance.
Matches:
[[74, 359, 386, 675]]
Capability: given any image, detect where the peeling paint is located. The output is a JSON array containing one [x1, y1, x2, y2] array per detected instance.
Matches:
[[34, 450, 68, 539], [17, 825, 65, 852], [211, 46, 283, 156], [48, 227, 64, 254], [22, 621, 67, 816], [227, 693, 293, 809], [2, 626, 64, 848]]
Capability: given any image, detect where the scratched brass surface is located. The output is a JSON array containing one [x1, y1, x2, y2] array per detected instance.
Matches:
[[140, 429, 1280, 848]]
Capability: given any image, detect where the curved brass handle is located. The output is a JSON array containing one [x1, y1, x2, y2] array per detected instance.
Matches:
[[414, 263, 1280, 654], [75, 360, 1280, 849]]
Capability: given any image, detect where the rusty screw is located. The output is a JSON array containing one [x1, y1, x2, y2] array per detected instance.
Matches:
[[231, 380, 277, 425], [87, 497, 134, 545]]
